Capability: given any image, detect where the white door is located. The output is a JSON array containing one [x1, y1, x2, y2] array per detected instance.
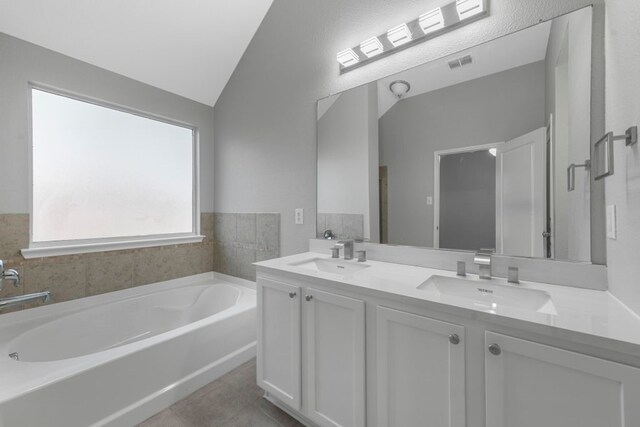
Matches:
[[305, 288, 365, 427], [256, 277, 301, 410], [485, 332, 640, 427], [376, 307, 466, 427], [495, 127, 546, 257]]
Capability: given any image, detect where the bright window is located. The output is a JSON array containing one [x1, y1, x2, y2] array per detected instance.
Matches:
[[28, 87, 198, 254]]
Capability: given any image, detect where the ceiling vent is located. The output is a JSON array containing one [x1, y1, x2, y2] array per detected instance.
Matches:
[[448, 54, 473, 70]]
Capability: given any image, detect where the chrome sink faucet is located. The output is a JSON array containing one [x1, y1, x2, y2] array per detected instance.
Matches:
[[335, 240, 354, 260], [474, 249, 493, 279]]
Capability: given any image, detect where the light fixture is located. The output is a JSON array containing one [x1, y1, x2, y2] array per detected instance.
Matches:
[[419, 8, 445, 35], [387, 23, 413, 47], [336, 0, 489, 73], [456, 0, 485, 20], [489, 148, 497, 156], [389, 80, 411, 99], [360, 37, 384, 58], [336, 48, 360, 67]]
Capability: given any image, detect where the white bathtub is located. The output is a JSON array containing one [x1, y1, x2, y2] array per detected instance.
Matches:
[[0, 272, 257, 427]]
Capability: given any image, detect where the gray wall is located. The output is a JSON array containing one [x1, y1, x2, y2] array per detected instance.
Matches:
[[213, 0, 603, 257], [605, 0, 640, 314], [439, 150, 496, 251], [0, 32, 215, 213], [317, 83, 378, 240], [379, 61, 546, 248]]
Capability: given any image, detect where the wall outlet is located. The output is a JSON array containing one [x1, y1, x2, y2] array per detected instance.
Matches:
[[295, 208, 304, 225], [606, 204, 617, 239], [427, 196, 433, 205]]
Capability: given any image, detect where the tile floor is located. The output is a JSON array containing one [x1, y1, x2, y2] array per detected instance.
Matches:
[[138, 358, 304, 427]]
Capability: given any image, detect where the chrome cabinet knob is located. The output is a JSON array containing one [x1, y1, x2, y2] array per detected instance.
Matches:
[[289, 292, 297, 299], [305, 295, 313, 302], [488, 343, 502, 356], [449, 334, 460, 345]]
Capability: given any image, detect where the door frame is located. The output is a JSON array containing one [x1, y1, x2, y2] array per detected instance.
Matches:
[[433, 142, 503, 248]]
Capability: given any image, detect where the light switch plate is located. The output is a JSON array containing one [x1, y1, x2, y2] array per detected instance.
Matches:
[[606, 204, 616, 239], [295, 208, 304, 225], [427, 196, 433, 205]]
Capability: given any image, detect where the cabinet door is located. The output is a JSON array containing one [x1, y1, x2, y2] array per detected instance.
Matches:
[[257, 277, 301, 410], [305, 288, 366, 427], [377, 306, 466, 427], [485, 331, 640, 427]]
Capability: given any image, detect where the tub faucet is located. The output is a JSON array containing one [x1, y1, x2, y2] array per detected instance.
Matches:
[[0, 259, 52, 312], [474, 249, 493, 279], [0, 291, 51, 312], [0, 260, 20, 291]]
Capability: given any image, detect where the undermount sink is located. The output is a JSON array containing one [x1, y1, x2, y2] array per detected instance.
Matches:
[[417, 275, 557, 314], [288, 257, 370, 277]]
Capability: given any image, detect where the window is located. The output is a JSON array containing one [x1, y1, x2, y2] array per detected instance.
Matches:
[[24, 87, 200, 258]]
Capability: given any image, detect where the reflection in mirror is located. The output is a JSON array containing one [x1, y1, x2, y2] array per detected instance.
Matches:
[[317, 6, 594, 262]]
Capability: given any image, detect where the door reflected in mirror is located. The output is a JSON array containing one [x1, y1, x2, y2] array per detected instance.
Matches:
[[317, 6, 595, 262]]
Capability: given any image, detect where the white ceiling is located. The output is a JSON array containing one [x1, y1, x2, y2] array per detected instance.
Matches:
[[0, 0, 273, 107], [378, 20, 552, 118]]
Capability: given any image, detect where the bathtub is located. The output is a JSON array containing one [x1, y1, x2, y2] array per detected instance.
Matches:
[[0, 272, 257, 427]]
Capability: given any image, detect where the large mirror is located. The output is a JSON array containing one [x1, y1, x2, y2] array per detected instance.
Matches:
[[317, 6, 597, 262]]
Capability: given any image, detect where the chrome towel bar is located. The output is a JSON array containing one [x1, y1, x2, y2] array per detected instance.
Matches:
[[593, 126, 637, 180]]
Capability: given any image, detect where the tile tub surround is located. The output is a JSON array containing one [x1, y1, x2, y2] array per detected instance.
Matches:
[[0, 212, 280, 312], [316, 213, 364, 240], [0, 213, 216, 312], [212, 213, 280, 282]]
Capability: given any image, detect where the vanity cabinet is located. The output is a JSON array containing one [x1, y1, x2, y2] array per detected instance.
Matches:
[[257, 278, 365, 427], [305, 288, 365, 427], [485, 332, 640, 427], [256, 278, 302, 410], [257, 271, 640, 427], [376, 306, 466, 427]]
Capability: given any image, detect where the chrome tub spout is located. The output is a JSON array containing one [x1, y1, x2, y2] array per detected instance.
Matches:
[[0, 291, 51, 311]]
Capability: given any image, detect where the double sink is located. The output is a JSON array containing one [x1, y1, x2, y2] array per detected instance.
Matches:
[[287, 257, 556, 315]]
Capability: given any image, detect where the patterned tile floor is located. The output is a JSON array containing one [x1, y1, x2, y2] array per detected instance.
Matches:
[[138, 358, 304, 427]]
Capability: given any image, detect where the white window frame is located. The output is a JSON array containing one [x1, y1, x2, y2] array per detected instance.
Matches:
[[22, 83, 203, 259]]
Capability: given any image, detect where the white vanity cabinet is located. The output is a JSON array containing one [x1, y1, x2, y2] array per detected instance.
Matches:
[[256, 277, 302, 410], [485, 332, 640, 427], [257, 270, 640, 427], [257, 277, 366, 427], [376, 306, 466, 427], [305, 288, 365, 427]]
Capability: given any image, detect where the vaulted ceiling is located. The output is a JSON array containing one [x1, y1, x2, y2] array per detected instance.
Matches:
[[0, 0, 273, 106]]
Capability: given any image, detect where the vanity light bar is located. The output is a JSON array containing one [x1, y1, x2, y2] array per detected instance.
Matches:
[[456, 0, 485, 20], [419, 8, 445, 35], [337, 0, 488, 73], [360, 37, 385, 58], [387, 23, 413, 47], [336, 48, 360, 67]]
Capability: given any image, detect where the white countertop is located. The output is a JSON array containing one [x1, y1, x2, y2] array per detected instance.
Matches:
[[255, 252, 640, 353]]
